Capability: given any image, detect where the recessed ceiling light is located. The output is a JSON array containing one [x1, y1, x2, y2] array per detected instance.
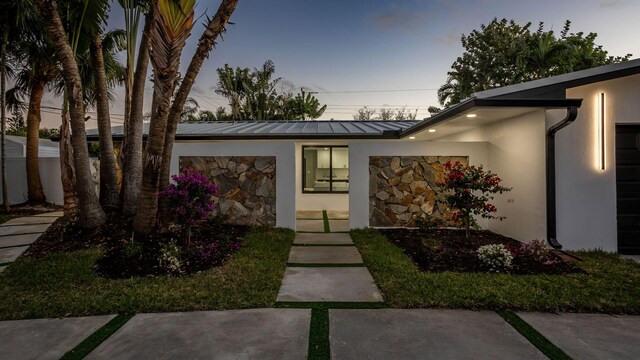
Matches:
[[466, 114, 477, 118], [428, 129, 436, 133], [409, 136, 416, 139]]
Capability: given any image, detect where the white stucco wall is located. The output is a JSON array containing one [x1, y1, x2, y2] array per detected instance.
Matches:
[[0, 157, 63, 205], [171, 141, 297, 229], [553, 73, 640, 251], [437, 110, 548, 242], [349, 141, 489, 229]]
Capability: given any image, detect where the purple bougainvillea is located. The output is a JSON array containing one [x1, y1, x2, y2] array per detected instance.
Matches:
[[159, 168, 219, 245]]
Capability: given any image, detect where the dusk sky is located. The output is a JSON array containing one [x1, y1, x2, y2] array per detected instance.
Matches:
[[40, 0, 640, 127]]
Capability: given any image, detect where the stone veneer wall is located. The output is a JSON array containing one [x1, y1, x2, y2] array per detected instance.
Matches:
[[180, 156, 276, 226], [369, 156, 469, 227]]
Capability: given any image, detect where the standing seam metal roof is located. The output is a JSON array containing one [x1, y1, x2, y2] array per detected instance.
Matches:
[[86, 120, 422, 139]]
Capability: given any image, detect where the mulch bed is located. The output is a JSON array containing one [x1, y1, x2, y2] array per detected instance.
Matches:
[[23, 214, 251, 278], [379, 228, 584, 275]]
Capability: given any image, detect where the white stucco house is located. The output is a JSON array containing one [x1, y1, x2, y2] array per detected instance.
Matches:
[[90, 59, 640, 253]]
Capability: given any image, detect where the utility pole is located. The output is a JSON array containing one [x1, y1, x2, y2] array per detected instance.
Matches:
[[300, 87, 305, 121]]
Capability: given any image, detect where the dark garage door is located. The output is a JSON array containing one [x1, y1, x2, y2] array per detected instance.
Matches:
[[616, 125, 640, 254]]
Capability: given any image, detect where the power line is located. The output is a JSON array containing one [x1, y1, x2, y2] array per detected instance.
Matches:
[[315, 88, 438, 94]]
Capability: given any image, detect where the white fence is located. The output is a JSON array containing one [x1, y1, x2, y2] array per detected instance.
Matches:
[[1, 158, 64, 205]]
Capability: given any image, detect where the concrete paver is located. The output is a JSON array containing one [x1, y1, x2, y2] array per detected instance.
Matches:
[[295, 210, 323, 219], [2, 217, 57, 226], [86, 309, 310, 360], [294, 232, 354, 245], [518, 312, 640, 360], [0, 315, 115, 360], [288, 246, 363, 264], [34, 211, 64, 217], [326, 210, 349, 219], [277, 267, 383, 302], [330, 309, 546, 360], [328, 220, 350, 232], [0, 233, 41, 248], [0, 223, 50, 237], [0, 245, 29, 263], [296, 219, 325, 232]]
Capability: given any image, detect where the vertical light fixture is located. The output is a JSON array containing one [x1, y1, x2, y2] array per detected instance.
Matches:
[[597, 92, 606, 170]]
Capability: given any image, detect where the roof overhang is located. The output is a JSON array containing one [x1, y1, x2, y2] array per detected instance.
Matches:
[[399, 98, 583, 139]]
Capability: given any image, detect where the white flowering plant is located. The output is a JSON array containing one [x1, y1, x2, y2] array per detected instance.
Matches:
[[477, 244, 513, 273], [159, 239, 182, 274]]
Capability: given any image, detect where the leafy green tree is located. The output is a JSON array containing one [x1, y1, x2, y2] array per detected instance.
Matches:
[[353, 106, 417, 120], [215, 60, 326, 120], [437, 18, 631, 107]]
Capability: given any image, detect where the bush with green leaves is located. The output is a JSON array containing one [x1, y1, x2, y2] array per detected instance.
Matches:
[[441, 161, 511, 237], [477, 244, 513, 272]]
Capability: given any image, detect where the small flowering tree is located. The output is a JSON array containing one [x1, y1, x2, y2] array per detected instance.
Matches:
[[158, 168, 219, 245], [441, 161, 511, 238]]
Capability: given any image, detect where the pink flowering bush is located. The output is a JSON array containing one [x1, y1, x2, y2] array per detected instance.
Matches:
[[158, 168, 219, 245], [441, 161, 511, 238]]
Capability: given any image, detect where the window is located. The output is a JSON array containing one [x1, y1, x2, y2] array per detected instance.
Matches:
[[302, 146, 349, 193]]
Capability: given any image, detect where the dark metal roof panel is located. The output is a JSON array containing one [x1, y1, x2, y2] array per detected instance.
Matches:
[[86, 120, 422, 140]]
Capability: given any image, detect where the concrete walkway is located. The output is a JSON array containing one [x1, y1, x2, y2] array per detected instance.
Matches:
[[277, 231, 383, 302], [1, 310, 639, 359], [0, 211, 62, 272]]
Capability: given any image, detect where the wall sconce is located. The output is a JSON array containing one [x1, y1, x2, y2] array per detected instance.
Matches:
[[597, 92, 606, 170]]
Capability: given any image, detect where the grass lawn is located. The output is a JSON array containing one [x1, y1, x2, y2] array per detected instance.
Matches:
[[352, 228, 640, 314], [0, 228, 294, 320], [0, 213, 11, 225]]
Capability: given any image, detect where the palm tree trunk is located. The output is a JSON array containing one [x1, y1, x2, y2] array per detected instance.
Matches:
[[132, 80, 172, 234], [26, 77, 48, 203], [90, 35, 119, 211], [158, 0, 239, 218], [59, 110, 79, 213], [36, 0, 106, 228], [121, 7, 153, 216], [1, 29, 8, 212]]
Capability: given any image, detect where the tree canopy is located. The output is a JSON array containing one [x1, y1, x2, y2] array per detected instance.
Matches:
[[215, 60, 326, 120], [436, 18, 632, 108], [352, 106, 417, 120]]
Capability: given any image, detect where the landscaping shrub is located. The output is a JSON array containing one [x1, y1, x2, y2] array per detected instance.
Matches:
[[477, 244, 513, 272], [441, 161, 511, 237], [158, 167, 220, 245]]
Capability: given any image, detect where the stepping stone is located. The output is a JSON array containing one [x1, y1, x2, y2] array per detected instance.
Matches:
[[328, 219, 350, 232], [296, 210, 323, 219], [296, 219, 325, 232], [517, 312, 640, 360], [326, 210, 349, 220], [330, 309, 546, 360], [0, 246, 29, 264], [277, 267, 383, 302], [0, 315, 115, 360], [288, 246, 363, 264], [294, 233, 353, 245], [0, 224, 50, 237], [86, 309, 310, 360], [0, 233, 41, 248], [2, 216, 57, 226], [34, 211, 64, 217]]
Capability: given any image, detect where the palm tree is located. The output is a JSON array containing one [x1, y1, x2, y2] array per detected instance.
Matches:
[[135, 0, 239, 234], [133, 0, 197, 234], [35, 0, 107, 227], [90, 31, 124, 211], [122, 4, 154, 216]]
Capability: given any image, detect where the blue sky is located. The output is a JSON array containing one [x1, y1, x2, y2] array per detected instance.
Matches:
[[41, 0, 640, 126]]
